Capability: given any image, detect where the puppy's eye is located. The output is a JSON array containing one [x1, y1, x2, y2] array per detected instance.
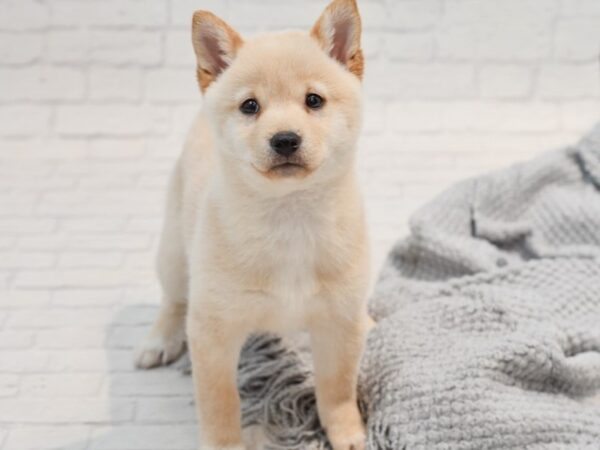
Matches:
[[240, 98, 260, 115], [305, 93, 324, 110]]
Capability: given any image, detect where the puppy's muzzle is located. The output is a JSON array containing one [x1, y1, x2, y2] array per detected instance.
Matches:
[[270, 131, 301, 157]]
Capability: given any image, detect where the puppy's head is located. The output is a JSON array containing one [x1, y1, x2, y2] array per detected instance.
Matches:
[[192, 0, 363, 191]]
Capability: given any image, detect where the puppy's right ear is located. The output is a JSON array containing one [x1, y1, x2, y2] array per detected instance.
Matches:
[[191, 11, 243, 93]]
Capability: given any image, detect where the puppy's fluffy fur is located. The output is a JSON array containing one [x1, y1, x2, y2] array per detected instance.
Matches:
[[136, 1, 370, 448]]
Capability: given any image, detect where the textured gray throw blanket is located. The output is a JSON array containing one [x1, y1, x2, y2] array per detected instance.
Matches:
[[234, 126, 600, 449]]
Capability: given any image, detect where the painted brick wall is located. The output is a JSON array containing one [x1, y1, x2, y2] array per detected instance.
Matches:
[[1, 0, 599, 277], [0, 1, 599, 448]]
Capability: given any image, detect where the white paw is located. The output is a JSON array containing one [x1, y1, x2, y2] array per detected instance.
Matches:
[[327, 423, 367, 450], [199, 445, 246, 450], [329, 429, 366, 450], [135, 333, 186, 369]]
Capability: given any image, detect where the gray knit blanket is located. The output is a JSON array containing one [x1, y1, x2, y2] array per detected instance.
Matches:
[[232, 126, 600, 449]]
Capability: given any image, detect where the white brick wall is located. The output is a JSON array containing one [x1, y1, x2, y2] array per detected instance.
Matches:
[[0, 0, 599, 448]]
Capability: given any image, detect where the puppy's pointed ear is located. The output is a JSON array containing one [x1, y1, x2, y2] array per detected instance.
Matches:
[[311, 0, 363, 79], [192, 11, 243, 93]]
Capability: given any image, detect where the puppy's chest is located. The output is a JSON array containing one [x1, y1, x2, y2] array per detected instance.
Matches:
[[212, 199, 341, 329], [259, 224, 320, 298], [249, 226, 325, 331]]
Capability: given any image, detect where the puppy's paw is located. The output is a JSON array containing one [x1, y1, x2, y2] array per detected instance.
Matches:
[[329, 430, 366, 450], [135, 333, 186, 369], [199, 445, 246, 450], [325, 407, 367, 450]]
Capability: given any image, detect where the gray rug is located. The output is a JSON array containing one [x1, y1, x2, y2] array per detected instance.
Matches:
[[230, 126, 600, 449]]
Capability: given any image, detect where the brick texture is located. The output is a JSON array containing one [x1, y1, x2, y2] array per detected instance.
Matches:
[[0, 0, 599, 448]]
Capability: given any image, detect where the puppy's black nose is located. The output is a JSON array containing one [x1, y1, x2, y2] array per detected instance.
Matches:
[[270, 131, 301, 157]]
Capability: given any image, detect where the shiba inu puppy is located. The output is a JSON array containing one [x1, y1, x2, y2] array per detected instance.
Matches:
[[136, 0, 370, 448]]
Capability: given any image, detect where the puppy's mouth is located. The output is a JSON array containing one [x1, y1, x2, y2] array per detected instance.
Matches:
[[252, 155, 313, 179], [268, 161, 307, 177]]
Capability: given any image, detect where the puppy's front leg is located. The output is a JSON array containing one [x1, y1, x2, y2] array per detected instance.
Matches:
[[310, 314, 368, 450], [187, 311, 246, 450]]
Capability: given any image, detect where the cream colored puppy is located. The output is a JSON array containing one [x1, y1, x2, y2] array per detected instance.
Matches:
[[136, 0, 370, 448]]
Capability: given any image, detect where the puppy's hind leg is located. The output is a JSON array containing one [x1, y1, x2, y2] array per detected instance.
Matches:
[[136, 174, 189, 369]]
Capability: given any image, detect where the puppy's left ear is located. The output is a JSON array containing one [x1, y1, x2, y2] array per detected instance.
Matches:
[[311, 0, 363, 79]]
